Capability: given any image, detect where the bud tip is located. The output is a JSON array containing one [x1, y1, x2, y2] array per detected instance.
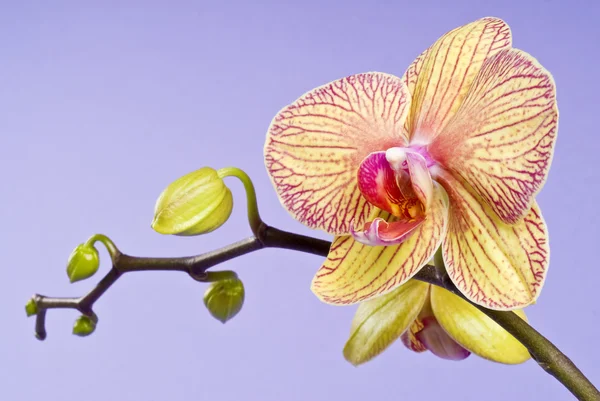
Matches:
[[72, 315, 96, 337], [25, 298, 38, 317], [67, 243, 100, 283]]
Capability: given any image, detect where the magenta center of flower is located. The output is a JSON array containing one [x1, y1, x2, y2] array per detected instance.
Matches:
[[353, 143, 440, 246]]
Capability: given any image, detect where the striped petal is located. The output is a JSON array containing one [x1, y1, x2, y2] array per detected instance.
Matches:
[[350, 217, 425, 246], [430, 285, 530, 364], [402, 48, 428, 98], [437, 170, 549, 310], [311, 184, 448, 305], [404, 17, 511, 144], [343, 280, 429, 366], [430, 49, 558, 224], [264, 73, 410, 235]]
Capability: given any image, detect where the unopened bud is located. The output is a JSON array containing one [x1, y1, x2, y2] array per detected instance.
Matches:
[[25, 298, 38, 317], [66, 244, 100, 283], [203, 276, 245, 324], [152, 167, 233, 236], [73, 315, 96, 337]]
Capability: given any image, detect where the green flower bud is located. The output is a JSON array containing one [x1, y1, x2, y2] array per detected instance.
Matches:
[[73, 315, 96, 337], [203, 277, 245, 324], [152, 167, 234, 236], [66, 244, 100, 283], [25, 298, 38, 317]]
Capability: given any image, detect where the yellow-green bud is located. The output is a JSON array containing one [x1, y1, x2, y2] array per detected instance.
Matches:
[[152, 167, 233, 236], [203, 277, 245, 324], [66, 244, 100, 283], [73, 315, 96, 337], [25, 298, 38, 317]]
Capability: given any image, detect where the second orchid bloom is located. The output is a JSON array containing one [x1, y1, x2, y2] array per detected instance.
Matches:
[[344, 280, 530, 365], [264, 17, 557, 310]]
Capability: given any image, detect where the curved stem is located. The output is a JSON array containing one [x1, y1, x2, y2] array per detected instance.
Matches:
[[203, 270, 239, 282], [28, 225, 599, 400], [85, 233, 119, 258], [218, 167, 262, 236]]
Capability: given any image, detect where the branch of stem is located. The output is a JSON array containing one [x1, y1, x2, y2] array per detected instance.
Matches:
[[29, 224, 599, 401]]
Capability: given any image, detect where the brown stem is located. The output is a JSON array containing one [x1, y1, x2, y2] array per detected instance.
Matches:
[[29, 224, 599, 401]]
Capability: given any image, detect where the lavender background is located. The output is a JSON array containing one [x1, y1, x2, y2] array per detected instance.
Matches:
[[2, 1, 599, 400]]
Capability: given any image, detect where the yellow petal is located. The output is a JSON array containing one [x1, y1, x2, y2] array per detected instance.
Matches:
[[430, 285, 530, 364], [430, 49, 558, 224], [402, 47, 428, 100], [311, 184, 448, 305], [343, 280, 429, 366], [404, 17, 511, 143], [436, 170, 549, 310], [264, 72, 411, 235]]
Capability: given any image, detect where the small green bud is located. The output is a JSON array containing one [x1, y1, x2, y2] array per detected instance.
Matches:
[[152, 167, 234, 236], [66, 244, 100, 283], [73, 315, 96, 337], [203, 277, 245, 324], [25, 298, 38, 317]]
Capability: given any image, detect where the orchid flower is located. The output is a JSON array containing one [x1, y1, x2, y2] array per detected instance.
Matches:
[[264, 17, 557, 310], [343, 280, 530, 365]]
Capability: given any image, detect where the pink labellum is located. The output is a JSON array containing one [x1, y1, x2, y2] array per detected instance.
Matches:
[[415, 317, 471, 361], [350, 217, 425, 246], [357, 151, 422, 219]]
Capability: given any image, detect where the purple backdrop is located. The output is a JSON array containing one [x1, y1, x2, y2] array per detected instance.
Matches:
[[3, 1, 599, 400]]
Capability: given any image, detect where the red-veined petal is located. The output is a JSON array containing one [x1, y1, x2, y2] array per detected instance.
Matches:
[[404, 17, 511, 144], [265, 73, 410, 235], [311, 184, 448, 305], [415, 316, 471, 361], [402, 48, 428, 99], [350, 216, 425, 246], [430, 49, 558, 224], [437, 170, 549, 310], [343, 280, 429, 365]]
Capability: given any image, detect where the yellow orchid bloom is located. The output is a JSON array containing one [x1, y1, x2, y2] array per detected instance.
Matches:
[[264, 17, 557, 310], [343, 280, 530, 365]]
